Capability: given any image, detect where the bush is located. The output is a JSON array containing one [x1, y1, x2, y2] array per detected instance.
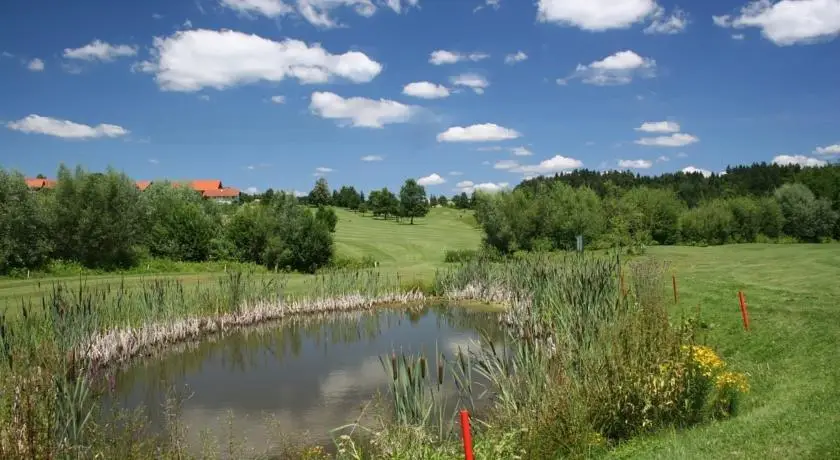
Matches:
[[621, 187, 683, 245], [775, 183, 838, 242], [0, 170, 53, 274], [142, 182, 218, 261], [728, 196, 762, 243], [679, 200, 734, 245], [315, 206, 338, 232]]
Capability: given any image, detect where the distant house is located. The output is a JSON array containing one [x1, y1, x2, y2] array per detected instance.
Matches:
[[135, 180, 152, 192], [202, 187, 241, 204], [25, 178, 56, 190]]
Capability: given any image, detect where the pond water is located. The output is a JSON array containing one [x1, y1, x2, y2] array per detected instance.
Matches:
[[105, 304, 502, 453]]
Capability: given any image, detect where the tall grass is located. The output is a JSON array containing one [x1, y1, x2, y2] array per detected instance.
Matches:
[[362, 253, 749, 459]]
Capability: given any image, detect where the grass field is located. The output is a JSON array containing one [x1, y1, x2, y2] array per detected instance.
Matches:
[[612, 245, 840, 459], [1, 207, 838, 458], [0, 207, 481, 308]]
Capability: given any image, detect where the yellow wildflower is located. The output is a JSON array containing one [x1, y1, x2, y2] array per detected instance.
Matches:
[[716, 371, 749, 393], [682, 345, 725, 377]]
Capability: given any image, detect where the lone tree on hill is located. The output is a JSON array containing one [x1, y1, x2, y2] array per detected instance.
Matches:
[[308, 178, 331, 207], [399, 179, 429, 224]]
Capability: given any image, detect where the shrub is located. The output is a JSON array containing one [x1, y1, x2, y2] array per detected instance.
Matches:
[[621, 187, 683, 245], [775, 183, 838, 242], [0, 170, 53, 274], [327, 255, 377, 270], [315, 206, 338, 232], [679, 200, 734, 245]]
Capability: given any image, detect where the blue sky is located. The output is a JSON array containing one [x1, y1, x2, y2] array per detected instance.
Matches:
[[2, 0, 839, 195]]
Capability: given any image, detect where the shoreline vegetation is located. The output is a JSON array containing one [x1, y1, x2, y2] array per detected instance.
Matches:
[[1, 253, 752, 459]]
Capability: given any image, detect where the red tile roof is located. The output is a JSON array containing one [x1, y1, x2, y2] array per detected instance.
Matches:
[[25, 178, 56, 189], [190, 180, 223, 192], [136, 180, 152, 191], [202, 187, 240, 198]]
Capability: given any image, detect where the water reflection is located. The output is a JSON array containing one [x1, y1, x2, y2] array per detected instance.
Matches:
[[106, 305, 501, 452]]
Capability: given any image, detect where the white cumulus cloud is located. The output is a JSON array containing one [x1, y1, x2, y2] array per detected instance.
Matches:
[[220, 0, 294, 17], [316, 166, 334, 173], [504, 51, 528, 64], [270, 95, 286, 104], [136, 29, 382, 92], [635, 133, 699, 147], [537, 0, 658, 31], [772, 154, 827, 167], [681, 166, 712, 177], [657, 155, 670, 162], [6, 114, 129, 139], [494, 159, 520, 170], [636, 121, 680, 133], [244, 186, 260, 194], [63, 40, 137, 61], [815, 143, 840, 155], [644, 7, 689, 34], [220, 0, 417, 28], [418, 173, 446, 186], [429, 50, 489, 65], [511, 146, 533, 156], [563, 50, 656, 86], [437, 123, 521, 142], [513, 155, 583, 175], [713, 0, 840, 45], [450, 73, 489, 94], [454, 180, 509, 193], [309, 92, 418, 128], [618, 159, 653, 169], [27, 58, 45, 71], [402, 81, 450, 99], [361, 155, 384, 161]]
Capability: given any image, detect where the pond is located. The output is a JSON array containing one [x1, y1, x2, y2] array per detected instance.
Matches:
[[105, 304, 502, 454]]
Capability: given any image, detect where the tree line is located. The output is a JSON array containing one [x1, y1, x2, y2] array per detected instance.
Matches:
[[476, 164, 840, 253], [0, 166, 335, 275]]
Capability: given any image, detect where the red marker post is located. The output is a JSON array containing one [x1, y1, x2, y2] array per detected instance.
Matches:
[[459, 409, 474, 460], [738, 291, 750, 331]]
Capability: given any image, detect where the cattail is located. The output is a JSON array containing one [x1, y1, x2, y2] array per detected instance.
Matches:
[[437, 356, 444, 385], [420, 356, 427, 379], [391, 353, 398, 380]]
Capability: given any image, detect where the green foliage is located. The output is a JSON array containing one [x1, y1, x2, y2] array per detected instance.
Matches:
[[52, 166, 145, 269], [334, 186, 362, 210], [308, 177, 331, 207], [142, 182, 218, 261], [0, 170, 53, 274], [679, 200, 735, 245], [230, 197, 334, 273], [621, 187, 683, 245], [325, 255, 377, 271], [399, 179, 429, 224], [475, 181, 605, 253], [775, 183, 837, 242], [369, 187, 399, 219], [315, 206, 338, 232]]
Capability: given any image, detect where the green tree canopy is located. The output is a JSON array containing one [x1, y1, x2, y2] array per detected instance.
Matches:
[[399, 179, 429, 224], [308, 178, 331, 207]]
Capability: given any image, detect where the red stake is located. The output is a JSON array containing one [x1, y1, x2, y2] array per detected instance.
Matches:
[[738, 291, 750, 331], [459, 409, 474, 460], [672, 274, 678, 304]]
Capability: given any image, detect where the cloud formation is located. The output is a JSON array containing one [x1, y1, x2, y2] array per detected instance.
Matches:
[[309, 92, 418, 128], [437, 123, 521, 142], [6, 114, 129, 139], [137, 30, 382, 92]]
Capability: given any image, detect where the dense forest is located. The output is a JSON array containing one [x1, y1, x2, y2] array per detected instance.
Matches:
[[476, 163, 840, 253]]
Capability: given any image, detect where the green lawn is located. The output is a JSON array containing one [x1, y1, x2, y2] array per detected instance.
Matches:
[[1, 208, 838, 458], [0, 207, 481, 308], [610, 244, 840, 459]]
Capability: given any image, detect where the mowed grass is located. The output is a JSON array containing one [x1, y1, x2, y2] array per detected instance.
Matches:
[[0, 207, 481, 309], [610, 244, 840, 459]]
